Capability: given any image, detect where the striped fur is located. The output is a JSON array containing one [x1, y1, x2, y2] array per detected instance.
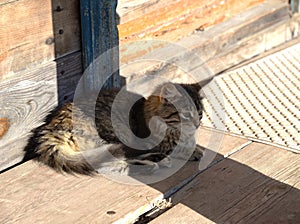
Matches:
[[27, 83, 204, 174]]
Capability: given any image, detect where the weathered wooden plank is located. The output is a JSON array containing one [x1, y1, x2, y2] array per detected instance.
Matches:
[[0, 0, 81, 78], [198, 17, 294, 76], [0, 161, 161, 224], [118, 0, 265, 66], [291, 13, 300, 38], [0, 0, 53, 78], [52, 0, 81, 57], [120, 0, 291, 82], [117, 0, 163, 24], [117, 0, 264, 44], [0, 51, 82, 172], [150, 143, 300, 223], [0, 130, 249, 223]]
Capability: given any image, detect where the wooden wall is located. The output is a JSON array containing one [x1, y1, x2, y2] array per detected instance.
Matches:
[[0, 0, 268, 79], [118, 0, 265, 43], [0, 0, 81, 79], [0, 0, 82, 171], [117, 0, 266, 63]]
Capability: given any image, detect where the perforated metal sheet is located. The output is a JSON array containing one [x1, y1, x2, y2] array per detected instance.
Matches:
[[201, 42, 300, 152]]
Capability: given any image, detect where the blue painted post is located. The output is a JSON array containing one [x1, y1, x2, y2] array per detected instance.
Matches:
[[80, 0, 120, 90], [291, 0, 300, 13]]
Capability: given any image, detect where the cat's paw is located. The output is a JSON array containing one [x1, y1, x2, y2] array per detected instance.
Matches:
[[126, 159, 159, 175], [158, 156, 172, 168], [95, 160, 130, 175], [136, 152, 168, 162], [126, 153, 172, 174], [189, 145, 205, 161]]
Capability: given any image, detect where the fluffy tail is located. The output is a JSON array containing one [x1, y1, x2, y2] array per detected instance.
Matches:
[[26, 105, 94, 174], [35, 132, 95, 175], [31, 122, 130, 175]]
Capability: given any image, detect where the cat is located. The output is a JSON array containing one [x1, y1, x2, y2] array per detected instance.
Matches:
[[25, 82, 205, 175]]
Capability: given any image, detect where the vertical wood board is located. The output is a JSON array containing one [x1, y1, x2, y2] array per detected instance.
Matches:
[[80, 0, 120, 90], [0, 0, 81, 78]]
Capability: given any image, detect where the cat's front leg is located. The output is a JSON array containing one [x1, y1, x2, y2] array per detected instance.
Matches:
[[126, 152, 172, 174], [95, 159, 131, 175]]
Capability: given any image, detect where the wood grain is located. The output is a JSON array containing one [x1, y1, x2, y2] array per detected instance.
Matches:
[[0, 117, 9, 139], [198, 17, 293, 76], [117, 0, 264, 43], [117, 0, 193, 24], [80, 0, 120, 90], [120, 0, 290, 82], [0, 0, 81, 78], [0, 130, 249, 223], [150, 143, 300, 223], [0, 52, 82, 172], [118, 0, 265, 66], [0, 161, 161, 224], [52, 0, 81, 57]]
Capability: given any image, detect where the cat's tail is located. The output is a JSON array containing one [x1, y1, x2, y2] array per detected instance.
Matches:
[[31, 127, 127, 175], [34, 135, 95, 175]]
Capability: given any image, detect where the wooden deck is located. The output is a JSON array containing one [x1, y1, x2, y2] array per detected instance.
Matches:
[[1, 1, 299, 223], [1, 127, 299, 223], [150, 142, 300, 223]]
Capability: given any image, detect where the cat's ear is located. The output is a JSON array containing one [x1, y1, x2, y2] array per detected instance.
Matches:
[[190, 83, 202, 92], [160, 83, 182, 103], [191, 77, 214, 92], [197, 77, 214, 91]]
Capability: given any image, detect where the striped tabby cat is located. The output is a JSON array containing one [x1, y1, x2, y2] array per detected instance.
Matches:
[[26, 82, 204, 175]]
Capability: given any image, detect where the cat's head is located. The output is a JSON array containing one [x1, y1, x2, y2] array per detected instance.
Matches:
[[144, 82, 204, 130]]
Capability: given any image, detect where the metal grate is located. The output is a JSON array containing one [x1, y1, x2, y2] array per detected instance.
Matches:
[[201, 42, 300, 152]]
